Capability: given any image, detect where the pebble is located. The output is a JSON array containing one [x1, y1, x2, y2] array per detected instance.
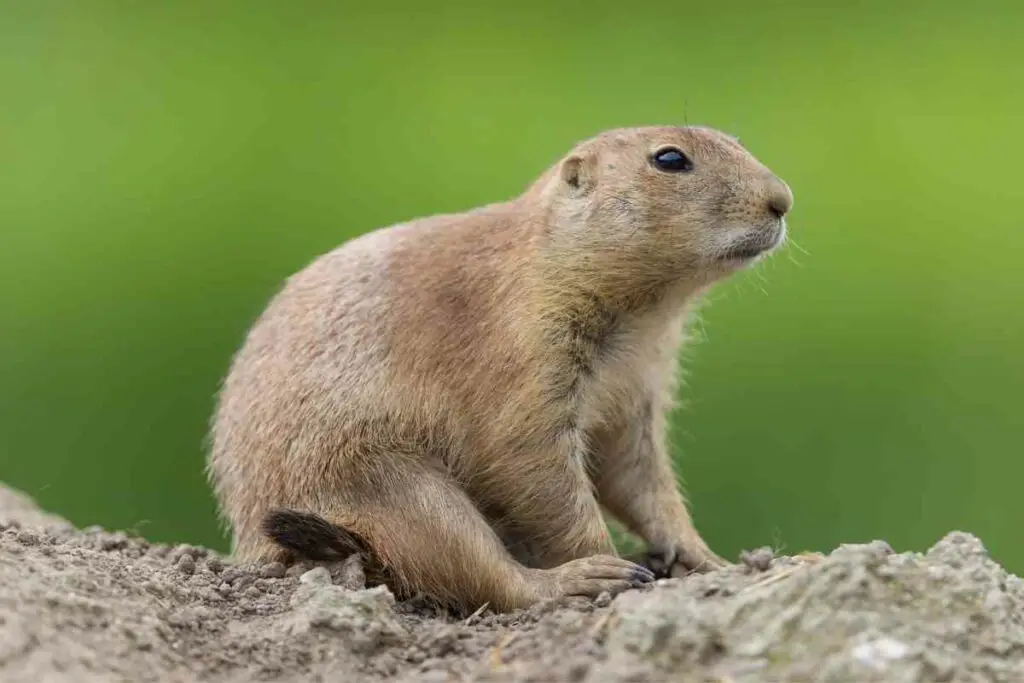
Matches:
[[299, 566, 333, 586], [99, 532, 130, 551], [339, 554, 367, 590], [220, 567, 241, 585], [286, 563, 312, 578], [142, 581, 165, 597], [16, 530, 39, 545], [260, 561, 286, 579], [740, 546, 775, 572], [175, 554, 196, 575], [867, 540, 895, 556]]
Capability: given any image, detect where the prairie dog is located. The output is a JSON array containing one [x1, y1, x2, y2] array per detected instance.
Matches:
[[207, 125, 793, 613]]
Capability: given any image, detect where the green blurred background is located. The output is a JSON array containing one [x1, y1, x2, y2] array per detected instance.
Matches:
[[2, 1, 1021, 570]]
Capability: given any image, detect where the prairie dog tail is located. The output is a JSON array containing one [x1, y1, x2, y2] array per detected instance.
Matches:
[[261, 508, 369, 561]]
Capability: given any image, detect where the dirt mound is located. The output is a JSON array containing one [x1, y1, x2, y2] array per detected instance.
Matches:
[[1, 483, 1021, 682]]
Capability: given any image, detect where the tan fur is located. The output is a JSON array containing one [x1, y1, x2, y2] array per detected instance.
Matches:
[[207, 125, 794, 612]]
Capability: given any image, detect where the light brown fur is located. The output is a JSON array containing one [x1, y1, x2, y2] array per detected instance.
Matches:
[[207, 125, 794, 612]]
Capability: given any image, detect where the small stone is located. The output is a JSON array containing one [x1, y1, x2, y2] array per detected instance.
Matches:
[[567, 661, 591, 682], [175, 554, 196, 575], [922, 651, 957, 682], [927, 532, 988, 561], [16, 530, 38, 546], [300, 567, 333, 586], [146, 545, 170, 559], [831, 541, 892, 566], [260, 561, 286, 579], [527, 598, 564, 620], [194, 564, 215, 579], [594, 591, 612, 608], [740, 546, 774, 572], [205, 557, 225, 574], [851, 636, 910, 670], [169, 543, 205, 563], [338, 554, 366, 590], [233, 574, 255, 590], [287, 583, 404, 651], [99, 532, 130, 551], [286, 562, 312, 578], [867, 540, 895, 556], [142, 581, 165, 597]]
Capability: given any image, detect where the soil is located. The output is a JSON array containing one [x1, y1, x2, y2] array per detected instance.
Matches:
[[2, 482, 1022, 682]]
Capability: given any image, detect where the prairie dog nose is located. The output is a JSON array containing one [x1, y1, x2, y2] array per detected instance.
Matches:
[[766, 177, 793, 218]]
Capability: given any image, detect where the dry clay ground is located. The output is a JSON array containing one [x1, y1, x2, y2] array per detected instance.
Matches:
[[2, 483, 1023, 683]]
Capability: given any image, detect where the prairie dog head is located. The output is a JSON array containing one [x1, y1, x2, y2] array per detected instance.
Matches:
[[534, 126, 793, 297]]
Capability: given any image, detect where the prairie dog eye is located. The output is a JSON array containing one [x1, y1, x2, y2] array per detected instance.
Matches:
[[651, 147, 694, 173]]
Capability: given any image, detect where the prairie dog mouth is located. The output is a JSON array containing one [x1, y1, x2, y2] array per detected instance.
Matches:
[[719, 222, 786, 261], [720, 245, 770, 261]]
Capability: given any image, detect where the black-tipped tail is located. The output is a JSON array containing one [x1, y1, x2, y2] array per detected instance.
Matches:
[[261, 508, 368, 561]]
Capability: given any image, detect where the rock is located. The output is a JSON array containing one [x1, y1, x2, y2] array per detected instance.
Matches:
[[175, 553, 196, 575], [602, 539, 1024, 682], [0, 485, 72, 530], [259, 561, 286, 579], [287, 582, 408, 653], [338, 553, 367, 590], [740, 546, 774, 572], [299, 566, 332, 586], [0, 480, 1022, 683]]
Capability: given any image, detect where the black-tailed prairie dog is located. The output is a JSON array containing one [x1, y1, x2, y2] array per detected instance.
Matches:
[[207, 125, 793, 613]]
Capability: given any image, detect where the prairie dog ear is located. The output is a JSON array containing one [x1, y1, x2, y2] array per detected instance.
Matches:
[[559, 152, 597, 195]]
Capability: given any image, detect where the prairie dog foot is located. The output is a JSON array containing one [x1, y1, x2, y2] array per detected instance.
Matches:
[[527, 554, 655, 600], [643, 537, 730, 579]]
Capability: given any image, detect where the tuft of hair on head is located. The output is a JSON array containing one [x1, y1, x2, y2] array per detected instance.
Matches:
[[261, 508, 368, 561]]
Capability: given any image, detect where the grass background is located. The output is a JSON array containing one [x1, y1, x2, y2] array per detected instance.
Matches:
[[1, 1, 1022, 570]]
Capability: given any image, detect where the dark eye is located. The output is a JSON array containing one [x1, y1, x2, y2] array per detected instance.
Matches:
[[651, 147, 694, 173]]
